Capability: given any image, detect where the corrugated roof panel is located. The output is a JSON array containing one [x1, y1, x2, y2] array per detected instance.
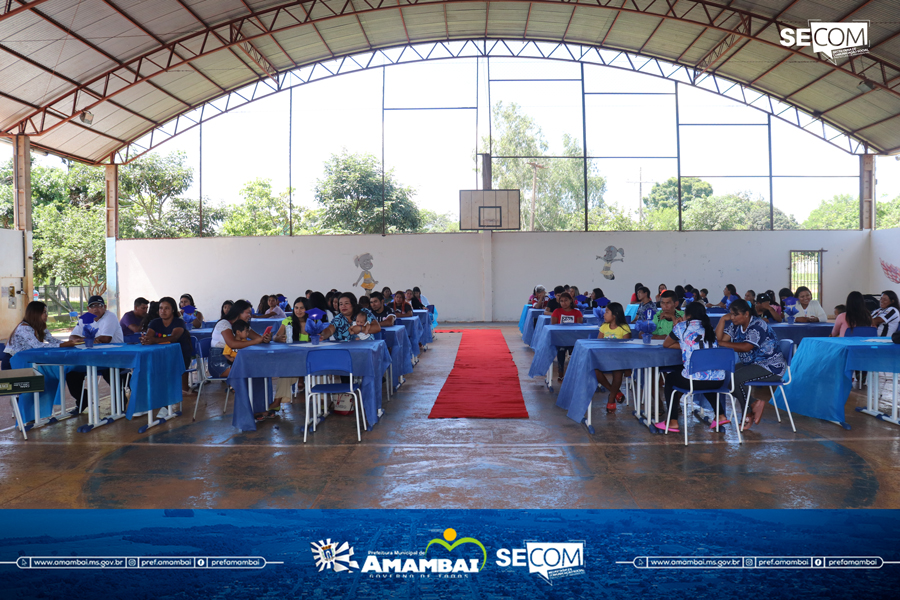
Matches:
[[521, 4, 571, 40], [108, 0, 202, 44], [0, 100, 36, 133], [404, 5, 452, 41], [0, 53, 70, 106], [600, 12, 658, 52], [564, 11, 616, 46], [316, 17, 375, 56], [272, 27, 333, 66], [360, 10, 413, 47], [190, 51, 259, 88], [110, 83, 188, 120], [188, 0, 252, 27], [485, 3, 528, 38], [641, 21, 707, 60], [715, 41, 791, 83], [446, 3, 489, 39]]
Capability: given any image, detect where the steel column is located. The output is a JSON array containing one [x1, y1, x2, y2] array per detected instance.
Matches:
[[104, 164, 119, 316]]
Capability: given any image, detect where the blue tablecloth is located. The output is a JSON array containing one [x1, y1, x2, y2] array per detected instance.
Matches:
[[528, 324, 601, 378], [191, 328, 213, 340], [249, 318, 283, 334], [770, 322, 833, 345], [226, 340, 392, 432], [521, 308, 546, 345], [518, 304, 531, 333], [413, 310, 433, 344], [397, 317, 423, 356], [12, 344, 184, 421], [783, 337, 900, 426], [556, 339, 682, 423], [381, 325, 414, 389], [530, 314, 600, 350]]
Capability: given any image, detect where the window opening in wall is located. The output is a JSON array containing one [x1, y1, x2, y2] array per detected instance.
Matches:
[[789, 250, 823, 301]]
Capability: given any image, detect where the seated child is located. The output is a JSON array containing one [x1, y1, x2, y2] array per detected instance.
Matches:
[[223, 320, 250, 365], [351, 310, 373, 341]]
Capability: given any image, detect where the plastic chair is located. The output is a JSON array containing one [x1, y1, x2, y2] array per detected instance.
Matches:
[[846, 326, 877, 337], [745, 339, 795, 432], [192, 337, 230, 421], [184, 335, 203, 389], [304, 349, 366, 443], [663, 348, 741, 446]]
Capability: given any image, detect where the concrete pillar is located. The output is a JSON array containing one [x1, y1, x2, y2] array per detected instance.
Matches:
[[12, 134, 33, 309], [480, 230, 493, 322], [860, 154, 875, 230], [480, 153, 492, 191], [104, 164, 119, 316]]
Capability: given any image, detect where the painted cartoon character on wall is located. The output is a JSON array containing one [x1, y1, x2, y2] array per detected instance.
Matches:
[[353, 253, 378, 297], [597, 246, 624, 280]]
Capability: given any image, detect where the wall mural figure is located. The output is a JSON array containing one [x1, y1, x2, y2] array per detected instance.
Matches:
[[597, 246, 625, 280], [353, 253, 378, 296], [881, 258, 900, 284]]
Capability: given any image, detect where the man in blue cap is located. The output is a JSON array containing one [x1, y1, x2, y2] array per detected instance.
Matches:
[[65, 295, 124, 413]]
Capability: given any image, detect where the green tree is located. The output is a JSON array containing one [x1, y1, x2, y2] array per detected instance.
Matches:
[[643, 176, 713, 211], [416, 209, 460, 233], [119, 151, 195, 236], [802, 194, 859, 229], [314, 150, 420, 234], [486, 102, 612, 230], [877, 195, 900, 229], [222, 178, 313, 236], [32, 204, 106, 295], [683, 192, 798, 230]]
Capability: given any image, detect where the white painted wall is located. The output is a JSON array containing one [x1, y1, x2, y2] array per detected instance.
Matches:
[[117, 229, 883, 323], [492, 231, 872, 321], [116, 233, 485, 322], [0, 227, 25, 339], [870, 228, 900, 295]]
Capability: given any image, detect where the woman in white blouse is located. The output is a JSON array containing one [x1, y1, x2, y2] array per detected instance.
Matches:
[[793, 286, 829, 323], [3, 302, 77, 360]]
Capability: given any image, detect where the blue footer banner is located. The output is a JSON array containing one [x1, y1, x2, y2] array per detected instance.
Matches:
[[1, 509, 898, 599]]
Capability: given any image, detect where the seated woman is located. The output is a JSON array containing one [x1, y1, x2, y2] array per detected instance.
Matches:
[[715, 299, 787, 429], [219, 300, 234, 321], [588, 288, 605, 309], [2, 301, 75, 370], [413, 286, 429, 307], [262, 294, 287, 319], [754, 292, 783, 323], [392, 291, 414, 318], [140, 301, 160, 332], [406, 289, 425, 310], [142, 296, 196, 397], [329, 294, 342, 321], [568, 286, 581, 302], [179, 293, 204, 328], [532, 285, 549, 309], [255, 295, 270, 316], [272, 297, 310, 409], [629, 283, 644, 305], [595, 302, 632, 413], [793, 286, 828, 322], [872, 290, 900, 338], [551, 292, 583, 382], [744, 289, 756, 304], [322, 293, 382, 342], [831, 291, 872, 337], [655, 284, 667, 303], [208, 300, 271, 381], [308, 292, 331, 322], [712, 284, 738, 309], [660, 302, 729, 433]]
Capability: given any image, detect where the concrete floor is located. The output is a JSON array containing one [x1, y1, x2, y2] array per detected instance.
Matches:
[[1, 324, 898, 510]]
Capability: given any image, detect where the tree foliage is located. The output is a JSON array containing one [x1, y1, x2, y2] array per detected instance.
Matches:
[[32, 204, 106, 295], [416, 209, 460, 233], [314, 150, 420, 234], [486, 102, 613, 230], [681, 192, 798, 230], [643, 176, 713, 211], [222, 178, 316, 236], [878, 196, 900, 229], [802, 194, 859, 229]]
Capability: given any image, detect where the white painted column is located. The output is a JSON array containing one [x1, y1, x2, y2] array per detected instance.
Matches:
[[105, 164, 120, 316], [480, 230, 493, 322], [12, 134, 32, 311]]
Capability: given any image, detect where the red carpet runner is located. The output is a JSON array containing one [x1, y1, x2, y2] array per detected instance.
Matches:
[[428, 329, 529, 419]]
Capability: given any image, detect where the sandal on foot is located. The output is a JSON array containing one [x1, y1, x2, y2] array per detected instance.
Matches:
[[557, 376, 564, 383], [709, 418, 730, 430], [615, 392, 625, 404], [254, 413, 267, 423], [655, 422, 680, 433], [606, 401, 617, 413]]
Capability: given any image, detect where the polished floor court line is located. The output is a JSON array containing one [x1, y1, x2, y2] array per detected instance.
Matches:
[[0, 324, 898, 510]]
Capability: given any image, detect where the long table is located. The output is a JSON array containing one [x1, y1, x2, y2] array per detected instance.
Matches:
[[555, 339, 682, 428], [226, 340, 392, 432], [12, 344, 184, 433], [528, 324, 600, 386], [521, 308, 545, 346], [381, 325, 414, 389], [518, 304, 530, 333], [530, 315, 600, 350], [783, 337, 900, 428], [397, 317, 423, 356], [413, 310, 433, 345], [770, 322, 833, 345]]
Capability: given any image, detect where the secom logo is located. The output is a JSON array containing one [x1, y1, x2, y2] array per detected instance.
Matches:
[[496, 541, 586, 585], [780, 21, 869, 63]]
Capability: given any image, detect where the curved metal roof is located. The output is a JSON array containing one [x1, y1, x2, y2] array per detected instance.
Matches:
[[2, 0, 900, 164]]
